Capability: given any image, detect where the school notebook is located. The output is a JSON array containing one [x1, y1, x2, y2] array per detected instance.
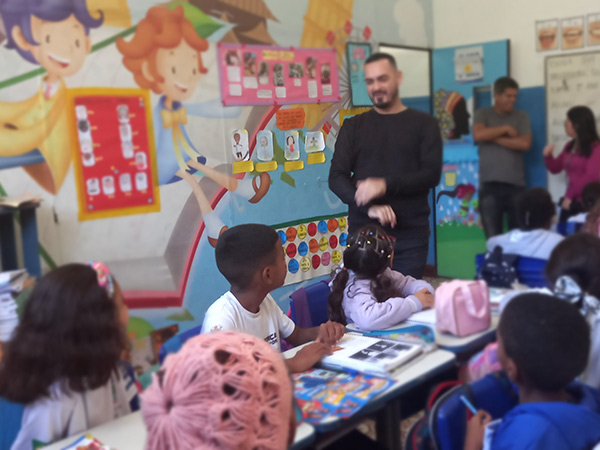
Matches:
[[320, 332, 423, 376]]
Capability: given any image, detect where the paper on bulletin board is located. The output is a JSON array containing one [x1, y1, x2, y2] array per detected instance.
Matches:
[[454, 46, 484, 83], [218, 44, 340, 106], [276, 108, 306, 130], [347, 42, 372, 107], [68, 88, 160, 221], [275, 215, 348, 286]]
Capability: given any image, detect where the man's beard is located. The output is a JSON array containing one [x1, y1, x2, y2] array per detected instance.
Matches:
[[369, 86, 399, 109]]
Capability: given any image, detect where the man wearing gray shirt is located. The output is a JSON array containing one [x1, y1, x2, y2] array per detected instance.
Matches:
[[473, 77, 532, 238]]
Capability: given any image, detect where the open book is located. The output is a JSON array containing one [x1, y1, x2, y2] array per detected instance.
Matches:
[[320, 332, 423, 376], [0, 193, 41, 209]]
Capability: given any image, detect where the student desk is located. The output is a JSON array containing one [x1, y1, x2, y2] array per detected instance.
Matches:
[[284, 345, 456, 450], [41, 411, 316, 450], [348, 315, 500, 360]]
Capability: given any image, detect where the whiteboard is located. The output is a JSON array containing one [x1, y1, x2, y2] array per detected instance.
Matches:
[[545, 51, 600, 200]]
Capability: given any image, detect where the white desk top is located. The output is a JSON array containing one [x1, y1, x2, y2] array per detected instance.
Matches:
[[42, 411, 315, 450]]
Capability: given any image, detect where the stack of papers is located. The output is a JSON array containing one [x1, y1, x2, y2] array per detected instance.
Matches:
[[0, 293, 18, 341]]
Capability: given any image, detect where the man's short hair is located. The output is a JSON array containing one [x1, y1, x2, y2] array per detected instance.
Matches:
[[515, 187, 555, 230], [499, 293, 590, 391], [494, 76, 519, 94], [365, 52, 397, 70], [215, 224, 280, 289]]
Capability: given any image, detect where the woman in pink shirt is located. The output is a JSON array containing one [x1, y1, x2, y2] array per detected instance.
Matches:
[[544, 106, 600, 221]]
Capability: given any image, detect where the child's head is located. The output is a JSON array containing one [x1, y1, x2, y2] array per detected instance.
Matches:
[[515, 187, 556, 230], [0, 262, 128, 404], [1, 0, 103, 72], [582, 181, 600, 211], [116, 5, 208, 101], [142, 331, 294, 450], [498, 293, 589, 392], [546, 233, 600, 299], [286, 135, 294, 145], [343, 225, 394, 277], [215, 224, 286, 292], [329, 225, 397, 325]]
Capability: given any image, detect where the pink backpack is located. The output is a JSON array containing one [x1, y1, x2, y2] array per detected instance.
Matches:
[[435, 280, 491, 337]]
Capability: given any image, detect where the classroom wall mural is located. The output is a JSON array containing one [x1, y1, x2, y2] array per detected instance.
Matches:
[[0, 0, 434, 365]]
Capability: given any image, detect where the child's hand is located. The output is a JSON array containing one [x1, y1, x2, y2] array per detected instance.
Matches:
[[317, 320, 345, 345], [287, 342, 333, 373], [464, 410, 492, 450], [414, 288, 435, 309], [543, 144, 555, 157]]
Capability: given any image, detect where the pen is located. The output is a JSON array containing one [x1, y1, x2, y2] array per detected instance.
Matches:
[[460, 395, 478, 414]]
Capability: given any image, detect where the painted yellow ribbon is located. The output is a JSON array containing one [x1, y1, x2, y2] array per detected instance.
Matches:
[[161, 107, 203, 173]]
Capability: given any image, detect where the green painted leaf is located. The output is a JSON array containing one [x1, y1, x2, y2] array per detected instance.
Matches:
[[281, 172, 296, 188], [168, 1, 223, 39], [166, 308, 196, 322]]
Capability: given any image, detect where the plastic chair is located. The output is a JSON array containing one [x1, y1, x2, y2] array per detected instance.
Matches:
[[475, 253, 549, 288], [158, 325, 202, 365], [289, 280, 331, 328], [430, 372, 518, 450], [0, 398, 25, 449]]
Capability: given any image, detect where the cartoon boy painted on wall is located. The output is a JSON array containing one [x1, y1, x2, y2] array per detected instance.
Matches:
[[0, 0, 103, 194], [116, 6, 270, 246]]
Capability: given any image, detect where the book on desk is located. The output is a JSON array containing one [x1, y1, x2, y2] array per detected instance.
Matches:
[[320, 332, 423, 376]]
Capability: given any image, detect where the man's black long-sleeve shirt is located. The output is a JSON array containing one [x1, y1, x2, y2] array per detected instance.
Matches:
[[329, 108, 443, 238]]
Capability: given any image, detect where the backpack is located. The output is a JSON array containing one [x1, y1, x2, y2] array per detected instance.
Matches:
[[477, 246, 518, 288], [404, 372, 519, 450], [436, 280, 491, 337]]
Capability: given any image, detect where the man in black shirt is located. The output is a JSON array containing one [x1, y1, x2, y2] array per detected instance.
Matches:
[[329, 53, 442, 278]]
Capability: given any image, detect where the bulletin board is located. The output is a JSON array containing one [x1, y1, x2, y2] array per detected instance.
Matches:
[[545, 51, 600, 200], [217, 43, 340, 106], [346, 42, 372, 107], [68, 88, 160, 221], [275, 214, 348, 286]]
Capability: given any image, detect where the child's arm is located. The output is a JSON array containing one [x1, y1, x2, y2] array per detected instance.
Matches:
[[464, 410, 492, 450], [285, 321, 345, 347], [348, 289, 424, 331], [285, 342, 333, 373], [388, 268, 434, 295]]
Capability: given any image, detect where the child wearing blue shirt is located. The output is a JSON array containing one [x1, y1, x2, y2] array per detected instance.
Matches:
[[465, 293, 600, 450]]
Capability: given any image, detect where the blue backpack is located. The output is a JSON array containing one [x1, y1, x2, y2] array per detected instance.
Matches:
[[404, 371, 519, 450], [476, 246, 519, 288]]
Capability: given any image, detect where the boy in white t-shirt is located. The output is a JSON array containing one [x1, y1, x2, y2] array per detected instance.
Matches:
[[203, 224, 345, 372]]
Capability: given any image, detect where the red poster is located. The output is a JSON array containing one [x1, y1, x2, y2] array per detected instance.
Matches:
[[68, 88, 160, 221]]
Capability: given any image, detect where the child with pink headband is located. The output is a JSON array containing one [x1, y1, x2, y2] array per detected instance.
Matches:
[[142, 331, 295, 450], [0, 263, 139, 448]]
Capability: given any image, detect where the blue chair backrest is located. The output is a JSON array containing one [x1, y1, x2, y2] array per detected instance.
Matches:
[[431, 372, 519, 450], [0, 398, 25, 449], [557, 221, 583, 236], [158, 325, 202, 365], [475, 253, 548, 288], [289, 280, 331, 328]]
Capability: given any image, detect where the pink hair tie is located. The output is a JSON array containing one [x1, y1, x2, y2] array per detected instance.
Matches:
[[89, 261, 114, 298]]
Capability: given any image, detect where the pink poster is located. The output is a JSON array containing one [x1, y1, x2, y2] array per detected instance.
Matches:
[[217, 44, 340, 106]]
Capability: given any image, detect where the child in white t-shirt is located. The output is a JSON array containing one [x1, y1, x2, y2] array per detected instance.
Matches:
[[203, 224, 345, 373]]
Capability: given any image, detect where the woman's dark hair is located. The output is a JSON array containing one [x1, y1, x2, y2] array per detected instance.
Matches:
[[329, 225, 398, 325], [566, 106, 600, 158], [0, 264, 127, 404], [546, 233, 600, 299], [515, 187, 556, 230]]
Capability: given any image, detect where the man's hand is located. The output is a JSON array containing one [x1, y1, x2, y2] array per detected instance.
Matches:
[[561, 197, 572, 211], [414, 288, 435, 309], [368, 205, 397, 228], [543, 144, 555, 157], [286, 342, 333, 373], [317, 320, 345, 345], [355, 177, 386, 206], [464, 410, 492, 450], [504, 125, 518, 137]]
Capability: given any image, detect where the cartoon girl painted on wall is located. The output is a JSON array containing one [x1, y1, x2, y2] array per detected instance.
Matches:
[[0, 0, 103, 194], [116, 6, 270, 246]]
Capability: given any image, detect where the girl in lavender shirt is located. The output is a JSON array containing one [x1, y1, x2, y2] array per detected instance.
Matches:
[[328, 225, 434, 331]]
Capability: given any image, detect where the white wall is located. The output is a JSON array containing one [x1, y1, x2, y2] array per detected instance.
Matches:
[[433, 0, 600, 88]]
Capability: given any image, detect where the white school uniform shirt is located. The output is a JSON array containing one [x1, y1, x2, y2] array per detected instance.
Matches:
[[11, 367, 137, 450], [486, 229, 564, 260], [202, 291, 296, 351]]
